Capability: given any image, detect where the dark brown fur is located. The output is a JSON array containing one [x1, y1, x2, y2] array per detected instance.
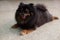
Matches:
[[12, 2, 58, 35]]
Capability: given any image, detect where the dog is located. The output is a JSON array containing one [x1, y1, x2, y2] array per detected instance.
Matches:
[[12, 2, 58, 35]]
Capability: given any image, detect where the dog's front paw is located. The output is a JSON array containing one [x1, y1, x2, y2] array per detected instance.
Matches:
[[11, 24, 19, 29], [20, 29, 34, 35]]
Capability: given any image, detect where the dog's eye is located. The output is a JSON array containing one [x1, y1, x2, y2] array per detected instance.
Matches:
[[30, 12, 33, 16], [19, 13, 21, 15], [24, 11, 27, 13]]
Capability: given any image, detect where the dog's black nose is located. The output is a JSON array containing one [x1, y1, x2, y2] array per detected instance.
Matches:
[[21, 14, 30, 20]]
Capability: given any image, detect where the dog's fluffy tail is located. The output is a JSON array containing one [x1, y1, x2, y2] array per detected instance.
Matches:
[[52, 16, 59, 20]]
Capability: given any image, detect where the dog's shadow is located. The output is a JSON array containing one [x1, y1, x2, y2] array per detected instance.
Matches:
[[1, 20, 22, 36]]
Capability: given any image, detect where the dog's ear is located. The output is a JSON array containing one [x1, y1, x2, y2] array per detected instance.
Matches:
[[18, 2, 24, 7], [17, 2, 24, 9], [36, 4, 47, 12], [20, 2, 24, 5], [29, 3, 34, 6]]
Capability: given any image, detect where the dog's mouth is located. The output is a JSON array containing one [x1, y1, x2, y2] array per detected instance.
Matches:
[[21, 13, 30, 20], [17, 13, 31, 24]]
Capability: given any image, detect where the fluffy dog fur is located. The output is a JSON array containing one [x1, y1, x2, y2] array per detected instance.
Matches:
[[12, 2, 58, 35]]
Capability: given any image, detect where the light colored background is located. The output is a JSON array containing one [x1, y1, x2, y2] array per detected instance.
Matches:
[[0, 0, 60, 40]]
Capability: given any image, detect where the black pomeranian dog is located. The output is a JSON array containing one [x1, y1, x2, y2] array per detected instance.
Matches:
[[12, 2, 58, 35]]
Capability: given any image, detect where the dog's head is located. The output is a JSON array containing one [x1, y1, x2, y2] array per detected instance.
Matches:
[[15, 2, 35, 24]]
